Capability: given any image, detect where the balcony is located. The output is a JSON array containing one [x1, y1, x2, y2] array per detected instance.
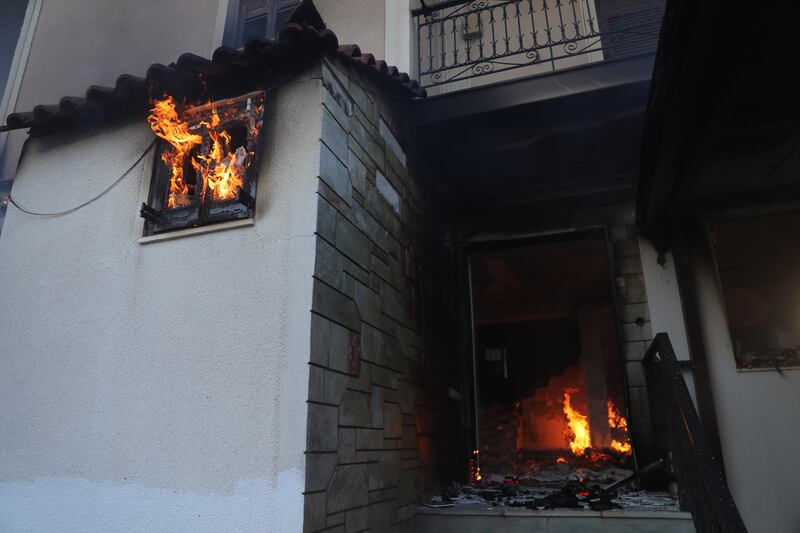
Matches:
[[413, 0, 665, 94]]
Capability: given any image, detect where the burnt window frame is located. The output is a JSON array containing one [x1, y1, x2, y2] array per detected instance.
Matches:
[[222, 0, 300, 48], [140, 91, 266, 238], [704, 205, 800, 372]]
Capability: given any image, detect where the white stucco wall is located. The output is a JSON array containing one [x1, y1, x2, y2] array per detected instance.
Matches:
[[691, 239, 800, 533], [0, 70, 322, 533], [3, 0, 223, 182], [315, 0, 385, 59]]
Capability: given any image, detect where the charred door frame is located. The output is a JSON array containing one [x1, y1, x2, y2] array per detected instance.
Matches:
[[462, 225, 635, 470]]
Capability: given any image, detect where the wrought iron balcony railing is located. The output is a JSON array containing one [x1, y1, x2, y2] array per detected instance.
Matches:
[[644, 334, 748, 533], [413, 0, 666, 89]]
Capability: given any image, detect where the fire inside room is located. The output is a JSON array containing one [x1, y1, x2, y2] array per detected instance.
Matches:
[[141, 92, 265, 236], [461, 230, 637, 505]]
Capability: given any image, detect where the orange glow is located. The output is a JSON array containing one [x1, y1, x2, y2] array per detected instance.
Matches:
[[147, 96, 202, 208], [563, 390, 591, 456], [607, 400, 632, 455], [556, 457, 568, 464]]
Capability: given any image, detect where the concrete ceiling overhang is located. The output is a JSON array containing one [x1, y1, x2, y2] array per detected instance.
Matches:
[[412, 54, 656, 229], [636, 0, 800, 251]]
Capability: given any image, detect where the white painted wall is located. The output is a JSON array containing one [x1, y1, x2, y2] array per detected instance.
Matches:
[[691, 239, 800, 533], [0, 70, 322, 533], [384, 0, 412, 75]]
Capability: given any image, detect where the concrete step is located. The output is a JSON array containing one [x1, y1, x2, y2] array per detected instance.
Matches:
[[416, 507, 695, 533]]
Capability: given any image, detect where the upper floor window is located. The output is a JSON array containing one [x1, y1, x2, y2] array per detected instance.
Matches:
[[140, 92, 265, 237], [708, 209, 800, 371], [225, 0, 300, 48]]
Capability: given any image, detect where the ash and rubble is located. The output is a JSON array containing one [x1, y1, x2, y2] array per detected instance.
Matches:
[[426, 463, 679, 512]]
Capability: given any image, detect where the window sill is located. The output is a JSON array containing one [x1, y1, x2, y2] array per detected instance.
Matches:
[[138, 217, 254, 245]]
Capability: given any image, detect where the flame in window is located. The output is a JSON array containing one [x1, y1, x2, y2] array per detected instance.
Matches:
[[192, 110, 250, 202], [147, 96, 202, 208], [148, 96, 259, 207]]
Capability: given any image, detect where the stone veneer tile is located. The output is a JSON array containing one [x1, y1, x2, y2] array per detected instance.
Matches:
[[347, 80, 374, 122], [620, 303, 650, 323], [622, 321, 653, 342], [354, 282, 381, 326], [613, 238, 640, 258], [339, 389, 372, 427], [348, 134, 379, 177], [367, 500, 397, 531], [312, 279, 361, 332], [308, 365, 325, 403], [625, 361, 648, 387], [345, 507, 369, 533], [307, 403, 338, 452], [303, 492, 326, 533], [623, 340, 648, 361], [335, 214, 372, 267], [316, 195, 337, 243], [367, 452, 402, 491], [328, 320, 357, 375], [322, 108, 350, 165], [370, 364, 400, 390], [324, 369, 349, 406], [379, 118, 407, 169], [319, 143, 352, 205], [347, 149, 369, 197], [356, 428, 384, 450], [616, 274, 648, 304], [617, 255, 644, 275], [371, 386, 384, 429], [383, 403, 403, 439], [376, 170, 402, 214], [349, 116, 386, 172], [315, 237, 345, 291], [327, 464, 369, 514], [305, 453, 337, 492], [338, 427, 356, 463], [322, 89, 352, 133]]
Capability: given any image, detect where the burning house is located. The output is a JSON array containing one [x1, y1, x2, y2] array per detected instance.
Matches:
[[0, 0, 797, 532]]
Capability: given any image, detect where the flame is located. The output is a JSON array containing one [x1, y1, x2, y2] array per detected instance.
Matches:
[[193, 108, 250, 201], [556, 457, 568, 464], [563, 390, 591, 456], [148, 96, 256, 208], [147, 96, 202, 208], [470, 449, 482, 482], [608, 400, 632, 455]]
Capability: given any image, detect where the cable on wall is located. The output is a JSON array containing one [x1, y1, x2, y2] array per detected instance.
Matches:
[[5, 139, 156, 217]]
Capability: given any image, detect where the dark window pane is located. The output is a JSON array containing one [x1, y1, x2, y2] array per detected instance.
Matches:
[[243, 14, 268, 42], [710, 210, 800, 369], [274, 7, 294, 36], [242, 0, 269, 16]]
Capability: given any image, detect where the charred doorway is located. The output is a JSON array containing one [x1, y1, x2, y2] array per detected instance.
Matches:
[[468, 230, 632, 480]]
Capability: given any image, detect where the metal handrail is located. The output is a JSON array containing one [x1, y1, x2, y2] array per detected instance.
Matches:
[[643, 333, 748, 533], [413, 0, 665, 89]]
